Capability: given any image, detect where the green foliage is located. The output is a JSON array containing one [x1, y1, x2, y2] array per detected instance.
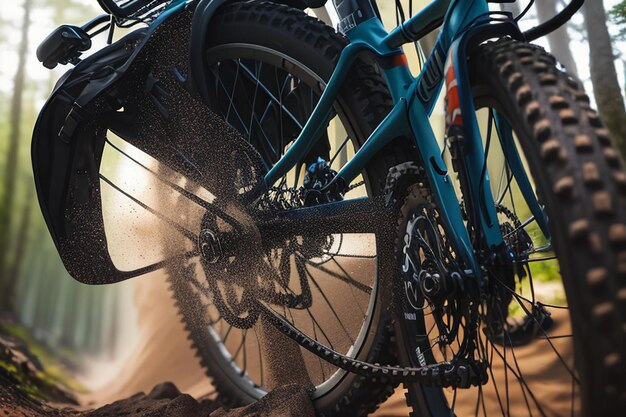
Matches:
[[612, 1, 626, 19], [0, 322, 88, 394], [611, 1, 626, 40], [0, 358, 48, 400]]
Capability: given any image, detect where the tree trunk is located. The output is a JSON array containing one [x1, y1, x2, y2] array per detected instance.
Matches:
[[0, 0, 33, 289], [584, 0, 626, 157], [535, 0, 579, 78], [2, 188, 34, 312], [623, 60, 626, 100]]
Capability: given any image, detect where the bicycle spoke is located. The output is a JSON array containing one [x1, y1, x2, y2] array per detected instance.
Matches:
[[223, 323, 234, 344], [253, 327, 265, 388], [99, 174, 197, 243], [451, 387, 458, 415], [325, 252, 377, 259], [492, 274, 578, 385], [512, 256, 558, 263], [211, 64, 250, 136], [304, 259, 372, 294], [224, 61, 283, 162], [302, 260, 355, 344], [479, 328, 507, 417], [329, 134, 351, 166], [503, 215, 536, 239], [231, 328, 248, 366], [328, 257, 367, 318], [302, 304, 336, 351], [539, 334, 573, 340], [104, 137, 243, 230], [247, 60, 263, 141], [489, 338, 547, 417], [509, 290, 579, 383], [118, 250, 199, 277], [499, 284, 569, 311], [310, 313, 327, 381], [238, 61, 305, 129], [497, 306, 543, 417], [496, 164, 514, 206], [226, 59, 242, 123]]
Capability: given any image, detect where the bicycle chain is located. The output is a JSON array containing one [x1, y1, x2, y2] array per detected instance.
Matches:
[[246, 164, 488, 388], [258, 303, 487, 388], [496, 204, 522, 229], [495, 203, 534, 259]]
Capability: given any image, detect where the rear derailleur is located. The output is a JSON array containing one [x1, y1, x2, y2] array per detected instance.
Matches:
[[299, 157, 346, 205]]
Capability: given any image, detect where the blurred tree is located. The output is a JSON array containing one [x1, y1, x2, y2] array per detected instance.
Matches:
[[536, 0, 578, 77], [43, 0, 95, 26], [0, 0, 33, 310], [611, 0, 626, 39], [1, 0, 130, 359], [4, 186, 34, 312], [584, 0, 626, 157]]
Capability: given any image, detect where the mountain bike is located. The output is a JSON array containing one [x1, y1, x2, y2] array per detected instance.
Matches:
[[32, 0, 625, 415]]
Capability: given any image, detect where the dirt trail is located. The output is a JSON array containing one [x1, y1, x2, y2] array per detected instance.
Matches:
[[78, 271, 576, 416], [78, 273, 210, 408], [77, 271, 413, 415]]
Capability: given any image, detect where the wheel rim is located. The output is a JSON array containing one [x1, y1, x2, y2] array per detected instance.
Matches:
[[175, 43, 385, 397]]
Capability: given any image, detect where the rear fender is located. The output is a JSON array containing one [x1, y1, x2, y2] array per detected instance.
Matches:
[[190, 0, 324, 103], [32, 10, 198, 284]]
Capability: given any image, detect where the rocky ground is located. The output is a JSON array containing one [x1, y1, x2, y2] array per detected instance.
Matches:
[[1, 380, 314, 417], [0, 327, 315, 417]]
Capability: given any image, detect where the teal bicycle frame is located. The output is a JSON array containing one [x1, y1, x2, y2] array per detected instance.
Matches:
[[260, 0, 550, 275]]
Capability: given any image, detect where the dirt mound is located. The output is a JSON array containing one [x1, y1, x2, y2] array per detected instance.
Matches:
[[211, 385, 315, 417], [82, 382, 218, 417], [0, 380, 315, 417]]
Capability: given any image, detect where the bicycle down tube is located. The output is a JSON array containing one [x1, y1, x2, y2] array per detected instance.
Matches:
[[263, 0, 505, 273]]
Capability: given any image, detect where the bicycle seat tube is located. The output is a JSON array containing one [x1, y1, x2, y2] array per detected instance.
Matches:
[[332, 0, 452, 47], [331, 0, 379, 33]]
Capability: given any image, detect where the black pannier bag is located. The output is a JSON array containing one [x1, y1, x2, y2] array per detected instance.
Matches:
[[32, 9, 264, 284]]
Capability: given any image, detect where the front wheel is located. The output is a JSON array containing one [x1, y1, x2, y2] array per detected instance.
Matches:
[[398, 39, 626, 416]]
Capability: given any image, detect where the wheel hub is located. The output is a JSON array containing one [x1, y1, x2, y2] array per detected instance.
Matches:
[[199, 229, 223, 264], [419, 270, 463, 302]]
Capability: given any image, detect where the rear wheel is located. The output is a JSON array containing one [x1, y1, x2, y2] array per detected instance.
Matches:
[[398, 39, 626, 416], [167, 2, 414, 416]]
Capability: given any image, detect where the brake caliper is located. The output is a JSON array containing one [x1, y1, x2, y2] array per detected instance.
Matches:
[[300, 157, 345, 205]]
